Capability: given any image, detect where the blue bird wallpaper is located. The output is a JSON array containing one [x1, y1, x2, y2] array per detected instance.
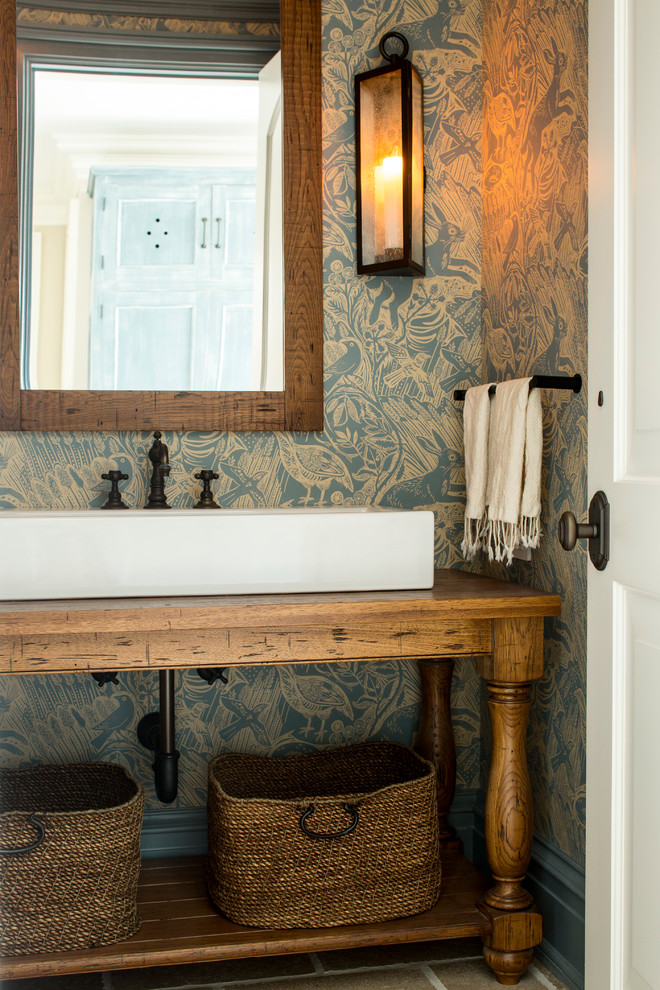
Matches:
[[481, 0, 588, 863], [1, 0, 587, 870]]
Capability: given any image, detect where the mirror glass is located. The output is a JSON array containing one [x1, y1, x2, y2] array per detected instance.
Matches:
[[24, 56, 283, 392]]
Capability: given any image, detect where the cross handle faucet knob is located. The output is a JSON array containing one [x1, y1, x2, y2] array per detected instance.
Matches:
[[194, 470, 220, 509], [101, 470, 130, 509]]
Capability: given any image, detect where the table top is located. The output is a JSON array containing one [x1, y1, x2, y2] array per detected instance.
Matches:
[[0, 569, 561, 637]]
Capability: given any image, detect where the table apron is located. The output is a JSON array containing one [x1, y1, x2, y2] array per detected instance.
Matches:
[[1, 618, 493, 674]]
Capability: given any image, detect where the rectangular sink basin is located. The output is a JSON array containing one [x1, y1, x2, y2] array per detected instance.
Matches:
[[0, 507, 435, 600]]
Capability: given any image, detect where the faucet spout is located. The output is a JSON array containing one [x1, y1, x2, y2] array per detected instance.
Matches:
[[148, 430, 169, 467], [145, 431, 171, 509]]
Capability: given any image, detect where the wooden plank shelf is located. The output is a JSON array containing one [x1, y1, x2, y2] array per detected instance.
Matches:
[[0, 850, 490, 980]]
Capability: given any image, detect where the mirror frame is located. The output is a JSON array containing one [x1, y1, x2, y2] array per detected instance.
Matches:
[[0, 0, 322, 432]]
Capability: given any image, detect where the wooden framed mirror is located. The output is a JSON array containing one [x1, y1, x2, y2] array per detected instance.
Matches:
[[0, 0, 322, 432]]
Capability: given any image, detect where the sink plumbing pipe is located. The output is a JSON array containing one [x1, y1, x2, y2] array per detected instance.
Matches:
[[136, 668, 228, 802], [137, 669, 180, 804]]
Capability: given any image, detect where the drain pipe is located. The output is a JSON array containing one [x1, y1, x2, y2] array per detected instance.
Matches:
[[154, 670, 179, 804], [137, 669, 180, 804]]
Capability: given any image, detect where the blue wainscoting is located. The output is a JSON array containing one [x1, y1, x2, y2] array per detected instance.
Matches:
[[471, 808, 585, 990]]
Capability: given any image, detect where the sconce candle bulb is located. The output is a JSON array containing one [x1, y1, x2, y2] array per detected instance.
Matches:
[[355, 33, 424, 276], [381, 147, 403, 252]]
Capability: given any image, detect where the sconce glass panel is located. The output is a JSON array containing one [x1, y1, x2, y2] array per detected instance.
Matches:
[[411, 70, 424, 267], [358, 69, 404, 269]]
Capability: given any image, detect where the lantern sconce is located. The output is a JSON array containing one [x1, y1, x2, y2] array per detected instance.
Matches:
[[354, 32, 424, 277]]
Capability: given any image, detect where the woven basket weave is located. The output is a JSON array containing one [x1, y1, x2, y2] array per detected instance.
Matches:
[[207, 741, 441, 928], [0, 762, 144, 956]]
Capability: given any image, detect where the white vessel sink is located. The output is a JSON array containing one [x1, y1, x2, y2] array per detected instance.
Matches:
[[0, 507, 434, 601]]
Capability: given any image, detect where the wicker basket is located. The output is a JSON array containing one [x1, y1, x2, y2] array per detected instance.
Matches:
[[207, 741, 441, 928], [0, 762, 144, 956]]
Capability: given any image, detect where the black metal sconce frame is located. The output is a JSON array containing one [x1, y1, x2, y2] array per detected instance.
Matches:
[[354, 32, 425, 277]]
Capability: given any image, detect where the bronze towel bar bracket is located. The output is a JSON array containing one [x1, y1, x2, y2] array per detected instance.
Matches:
[[453, 373, 582, 402]]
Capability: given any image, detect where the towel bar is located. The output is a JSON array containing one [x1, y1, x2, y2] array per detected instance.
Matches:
[[453, 373, 582, 402]]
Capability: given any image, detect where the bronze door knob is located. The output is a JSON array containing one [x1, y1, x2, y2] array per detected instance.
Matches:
[[557, 513, 597, 551], [558, 490, 610, 570]]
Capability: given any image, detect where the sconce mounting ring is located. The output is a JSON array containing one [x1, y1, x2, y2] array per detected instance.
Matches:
[[379, 31, 409, 62]]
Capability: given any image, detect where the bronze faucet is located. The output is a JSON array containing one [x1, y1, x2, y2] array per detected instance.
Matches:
[[145, 431, 171, 509]]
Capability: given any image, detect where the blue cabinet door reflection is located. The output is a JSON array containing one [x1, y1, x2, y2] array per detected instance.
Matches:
[[89, 168, 256, 391]]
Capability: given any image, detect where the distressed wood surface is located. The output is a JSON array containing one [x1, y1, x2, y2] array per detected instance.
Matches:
[[481, 683, 535, 913], [0, 849, 490, 979], [475, 614, 546, 984], [281, 0, 323, 430], [0, 570, 559, 674], [18, 391, 288, 433], [0, 0, 20, 430], [1, 619, 490, 675], [478, 617, 544, 683], [479, 901, 542, 986], [0, 570, 561, 640], [416, 659, 461, 847]]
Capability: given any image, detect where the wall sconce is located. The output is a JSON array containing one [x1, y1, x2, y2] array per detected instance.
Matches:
[[355, 32, 424, 276]]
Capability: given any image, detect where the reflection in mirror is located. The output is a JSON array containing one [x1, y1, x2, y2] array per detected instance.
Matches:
[[26, 60, 283, 392]]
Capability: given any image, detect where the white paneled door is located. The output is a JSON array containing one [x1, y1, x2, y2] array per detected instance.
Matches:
[[587, 1, 660, 988]]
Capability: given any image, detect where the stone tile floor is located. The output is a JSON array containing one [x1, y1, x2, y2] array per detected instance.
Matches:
[[0, 940, 569, 990]]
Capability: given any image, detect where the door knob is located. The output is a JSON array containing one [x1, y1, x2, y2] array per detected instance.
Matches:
[[557, 514, 597, 550], [558, 490, 609, 570]]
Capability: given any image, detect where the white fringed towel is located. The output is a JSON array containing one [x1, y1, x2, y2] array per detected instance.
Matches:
[[462, 378, 543, 565], [461, 383, 493, 560]]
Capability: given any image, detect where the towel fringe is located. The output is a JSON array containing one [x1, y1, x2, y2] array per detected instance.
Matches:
[[461, 515, 486, 561], [485, 518, 517, 564], [482, 515, 542, 564], [519, 514, 541, 549]]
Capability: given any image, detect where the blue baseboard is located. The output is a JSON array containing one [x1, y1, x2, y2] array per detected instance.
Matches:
[[472, 809, 585, 990], [141, 793, 585, 990], [141, 807, 207, 859], [526, 834, 585, 990], [141, 791, 482, 860]]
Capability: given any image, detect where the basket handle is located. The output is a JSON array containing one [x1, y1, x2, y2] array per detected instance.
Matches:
[[299, 802, 359, 839], [0, 814, 45, 856]]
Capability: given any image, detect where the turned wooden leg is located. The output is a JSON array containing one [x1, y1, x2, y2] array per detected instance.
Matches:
[[482, 945, 534, 986], [416, 658, 462, 848], [483, 681, 534, 911], [476, 618, 545, 985]]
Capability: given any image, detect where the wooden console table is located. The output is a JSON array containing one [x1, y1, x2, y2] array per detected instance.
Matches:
[[0, 569, 560, 985]]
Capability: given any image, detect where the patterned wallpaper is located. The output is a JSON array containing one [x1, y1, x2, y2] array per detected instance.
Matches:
[[17, 6, 280, 40], [481, 0, 588, 863], [1, 0, 589, 869], [0, 1, 486, 811]]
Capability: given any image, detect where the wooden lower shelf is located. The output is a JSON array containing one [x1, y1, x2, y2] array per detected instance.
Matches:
[[1, 849, 491, 980]]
